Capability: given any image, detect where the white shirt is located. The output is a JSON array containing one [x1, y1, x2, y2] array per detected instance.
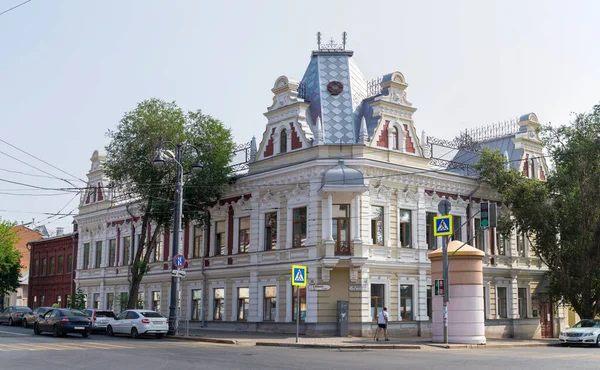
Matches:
[[377, 310, 389, 324]]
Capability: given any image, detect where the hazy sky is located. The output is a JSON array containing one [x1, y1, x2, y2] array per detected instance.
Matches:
[[1, 0, 599, 234]]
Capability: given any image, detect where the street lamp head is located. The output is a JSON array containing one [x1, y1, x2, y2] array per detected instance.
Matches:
[[192, 161, 203, 171], [153, 152, 165, 166]]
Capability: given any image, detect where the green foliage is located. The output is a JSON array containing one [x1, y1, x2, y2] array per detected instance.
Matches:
[[475, 104, 600, 319], [67, 287, 86, 310], [0, 219, 22, 298]]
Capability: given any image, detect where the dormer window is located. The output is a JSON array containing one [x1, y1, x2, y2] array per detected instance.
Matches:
[[391, 127, 399, 150], [91, 187, 97, 203], [280, 129, 287, 153]]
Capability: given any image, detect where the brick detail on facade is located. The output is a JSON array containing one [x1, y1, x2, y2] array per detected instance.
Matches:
[[290, 122, 302, 150], [97, 184, 104, 201], [539, 167, 545, 180], [376, 120, 390, 148], [264, 127, 276, 157], [403, 124, 416, 153], [12, 226, 42, 272], [522, 154, 530, 176]]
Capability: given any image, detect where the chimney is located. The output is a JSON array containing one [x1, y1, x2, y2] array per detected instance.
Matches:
[[56, 227, 64, 236]]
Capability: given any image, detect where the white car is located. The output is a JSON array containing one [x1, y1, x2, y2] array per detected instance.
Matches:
[[106, 310, 168, 339], [559, 319, 600, 346]]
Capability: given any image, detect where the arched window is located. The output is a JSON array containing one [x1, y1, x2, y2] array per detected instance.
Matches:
[[280, 129, 287, 153], [391, 127, 399, 150]]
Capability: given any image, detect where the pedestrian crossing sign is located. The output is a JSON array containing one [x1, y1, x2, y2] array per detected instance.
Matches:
[[292, 265, 307, 287], [433, 215, 453, 236]]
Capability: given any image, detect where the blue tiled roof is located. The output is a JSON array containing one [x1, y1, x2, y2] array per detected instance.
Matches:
[[449, 135, 523, 176]]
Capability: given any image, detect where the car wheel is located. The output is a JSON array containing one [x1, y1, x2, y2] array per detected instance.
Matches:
[[155, 333, 164, 339], [33, 324, 41, 335], [81, 332, 89, 338], [8, 318, 12, 327], [52, 325, 60, 338], [131, 327, 139, 339], [107, 325, 114, 337], [22, 319, 28, 328], [596, 335, 600, 348], [561, 342, 568, 347]]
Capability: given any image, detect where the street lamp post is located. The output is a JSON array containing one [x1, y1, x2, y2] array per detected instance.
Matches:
[[153, 142, 201, 336]]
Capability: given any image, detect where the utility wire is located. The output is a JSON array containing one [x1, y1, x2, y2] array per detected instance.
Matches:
[[0, 167, 65, 180], [0, 0, 31, 17], [0, 149, 84, 188]]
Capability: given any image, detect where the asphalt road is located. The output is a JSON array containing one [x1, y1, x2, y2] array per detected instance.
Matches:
[[1, 324, 600, 370]]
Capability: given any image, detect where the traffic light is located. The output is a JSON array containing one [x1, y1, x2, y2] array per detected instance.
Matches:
[[434, 279, 445, 296], [480, 202, 497, 228]]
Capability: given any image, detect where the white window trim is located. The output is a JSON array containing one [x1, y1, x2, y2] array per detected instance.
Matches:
[[495, 283, 511, 319], [275, 125, 290, 155], [369, 277, 390, 320], [425, 209, 440, 250], [213, 219, 228, 256], [449, 211, 467, 242], [209, 285, 226, 321], [387, 121, 406, 152], [187, 285, 203, 321], [258, 209, 280, 251], [397, 206, 417, 249], [517, 283, 532, 319], [231, 283, 250, 322], [149, 289, 162, 313], [287, 204, 308, 249], [258, 281, 279, 322], [398, 279, 419, 321], [369, 201, 390, 247], [234, 212, 252, 254]]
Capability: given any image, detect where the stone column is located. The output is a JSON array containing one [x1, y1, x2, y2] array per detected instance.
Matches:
[[354, 194, 361, 241], [429, 241, 486, 344], [327, 194, 333, 241], [510, 274, 519, 319]]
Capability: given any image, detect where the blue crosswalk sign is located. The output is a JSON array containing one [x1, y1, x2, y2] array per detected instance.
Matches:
[[292, 265, 307, 287], [433, 215, 453, 236]]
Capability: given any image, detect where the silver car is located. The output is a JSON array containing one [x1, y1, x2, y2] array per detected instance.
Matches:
[[83, 309, 116, 331], [559, 319, 600, 346], [22, 307, 53, 328], [107, 310, 168, 339]]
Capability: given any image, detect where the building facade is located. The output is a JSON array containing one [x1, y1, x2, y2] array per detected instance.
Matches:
[[74, 44, 559, 338], [28, 232, 78, 309]]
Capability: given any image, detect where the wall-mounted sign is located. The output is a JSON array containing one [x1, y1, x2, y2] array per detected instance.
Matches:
[[349, 285, 369, 292], [308, 285, 331, 291]]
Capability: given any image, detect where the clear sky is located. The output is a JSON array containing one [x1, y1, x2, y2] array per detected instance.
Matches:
[[1, 0, 599, 235]]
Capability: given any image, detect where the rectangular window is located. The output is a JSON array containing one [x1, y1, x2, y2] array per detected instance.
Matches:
[[106, 293, 114, 311], [333, 204, 351, 255], [41, 258, 47, 276], [93, 293, 100, 309], [517, 232, 526, 257], [154, 235, 163, 262], [50, 256, 55, 275], [292, 286, 306, 322], [215, 221, 226, 255], [237, 288, 249, 321], [58, 255, 64, 274], [136, 292, 144, 310], [263, 286, 276, 321], [193, 226, 203, 258], [83, 243, 90, 269], [400, 285, 414, 320], [34, 259, 39, 276], [452, 215, 462, 241], [238, 217, 250, 253], [497, 233, 507, 256], [474, 219, 485, 251], [67, 254, 73, 273], [518, 288, 528, 319], [108, 239, 117, 267], [370, 206, 384, 246], [427, 285, 432, 320], [191, 289, 202, 321], [370, 284, 385, 320], [292, 207, 307, 248], [95, 241, 102, 268], [123, 236, 131, 266], [399, 209, 411, 248], [426, 212, 437, 249], [213, 288, 224, 320], [497, 287, 508, 319], [264, 213, 277, 250], [119, 292, 128, 312], [152, 291, 161, 312]]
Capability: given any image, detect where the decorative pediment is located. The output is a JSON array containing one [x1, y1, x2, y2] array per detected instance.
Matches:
[[397, 188, 419, 204], [371, 183, 394, 201], [210, 202, 227, 219], [260, 189, 280, 209], [232, 197, 251, 213], [286, 184, 309, 202]]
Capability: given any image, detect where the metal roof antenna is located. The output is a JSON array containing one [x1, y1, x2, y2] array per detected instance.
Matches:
[[342, 31, 347, 50], [317, 31, 321, 50]]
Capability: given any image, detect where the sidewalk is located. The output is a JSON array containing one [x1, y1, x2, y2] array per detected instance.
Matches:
[[169, 328, 560, 350]]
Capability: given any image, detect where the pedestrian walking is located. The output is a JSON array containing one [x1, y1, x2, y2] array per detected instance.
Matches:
[[375, 307, 389, 341]]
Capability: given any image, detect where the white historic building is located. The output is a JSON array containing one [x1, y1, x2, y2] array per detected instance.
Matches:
[[74, 41, 560, 338]]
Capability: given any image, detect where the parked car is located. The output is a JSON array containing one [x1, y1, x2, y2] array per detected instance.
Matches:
[[33, 309, 92, 337], [107, 310, 168, 339], [83, 309, 116, 331], [559, 319, 600, 346], [0, 306, 32, 326], [22, 307, 53, 328]]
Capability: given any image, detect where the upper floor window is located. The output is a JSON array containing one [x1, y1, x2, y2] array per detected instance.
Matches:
[[474, 218, 483, 251], [34, 259, 39, 276], [517, 232, 527, 257], [49, 257, 55, 275], [293, 207, 307, 248], [95, 241, 102, 268], [497, 232, 508, 256], [108, 239, 117, 267], [238, 217, 250, 253], [58, 255, 64, 274], [391, 127, 399, 150], [41, 258, 47, 276], [452, 215, 462, 242], [215, 221, 226, 256], [280, 129, 287, 153], [123, 236, 131, 266], [371, 206, 384, 246], [193, 226, 203, 258], [154, 234, 163, 262], [83, 243, 90, 269], [67, 254, 73, 273], [426, 212, 437, 249], [264, 212, 277, 251], [399, 209, 411, 248]]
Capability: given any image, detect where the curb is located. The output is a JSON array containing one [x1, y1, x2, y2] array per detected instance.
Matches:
[[255, 342, 421, 350], [166, 336, 238, 345], [427, 343, 560, 349]]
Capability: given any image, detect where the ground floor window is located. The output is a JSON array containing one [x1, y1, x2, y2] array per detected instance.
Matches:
[[213, 288, 224, 320], [400, 285, 414, 321], [292, 286, 306, 322], [237, 288, 249, 321], [93, 293, 100, 309], [427, 285, 432, 320], [518, 287, 528, 318], [191, 289, 202, 321], [370, 284, 385, 320], [497, 287, 508, 318], [137, 292, 145, 309], [152, 291, 161, 312], [263, 286, 276, 321], [106, 293, 114, 311], [119, 292, 128, 312]]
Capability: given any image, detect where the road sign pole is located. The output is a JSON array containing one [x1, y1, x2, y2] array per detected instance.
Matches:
[[442, 235, 449, 345], [296, 286, 300, 343]]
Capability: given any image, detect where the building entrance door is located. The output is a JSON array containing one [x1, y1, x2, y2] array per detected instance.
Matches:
[[540, 302, 553, 338]]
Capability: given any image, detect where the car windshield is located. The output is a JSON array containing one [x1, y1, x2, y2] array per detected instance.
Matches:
[[140, 312, 163, 318], [62, 310, 86, 317], [572, 320, 600, 328], [96, 311, 115, 318], [16, 308, 32, 312]]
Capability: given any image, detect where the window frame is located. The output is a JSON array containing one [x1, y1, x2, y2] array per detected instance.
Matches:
[[190, 289, 202, 321], [518, 286, 529, 319], [391, 126, 399, 150], [262, 285, 277, 321], [497, 286, 508, 319], [83, 243, 90, 269], [108, 239, 117, 267], [58, 255, 64, 274], [153, 234, 163, 262], [292, 207, 307, 248], [212, 287, 225, 321], [151, 291, 161, 312], [399, 284, 415, 321], [238, 217, 250, 253], [279, 129, 287, 154], [95, 241, 102, 268], [264, 212, 277, 251], [452, 215, 462, 242], [122, 236, 131, 266], [41, 258, 47, 276], [370, 205, 385, 246], [49, 256, 55, 275], [370, 283, 386, 321], [398, 209, 412, 248], [236, 287, 250, 321], [291, 285, 307, 322], [426, 212, 438, 249], [193, 225, 203, 258], [214, 221, 226, 256]]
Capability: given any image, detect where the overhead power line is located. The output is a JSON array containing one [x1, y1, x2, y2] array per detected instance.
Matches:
[[0, 0, 32, 17]]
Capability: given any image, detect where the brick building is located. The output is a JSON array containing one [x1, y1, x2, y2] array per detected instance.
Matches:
[[28, 232, 78, 309]]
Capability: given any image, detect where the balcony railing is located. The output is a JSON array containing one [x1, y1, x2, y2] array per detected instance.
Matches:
[[335, 241, 353, 256]]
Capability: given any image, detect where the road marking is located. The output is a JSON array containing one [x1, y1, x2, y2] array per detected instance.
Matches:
[[0, 339, 222, 352], [0, 330, 29, 336]]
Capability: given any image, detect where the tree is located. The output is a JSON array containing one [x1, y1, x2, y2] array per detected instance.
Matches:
[[67, 287, 86, 310], [0, 219, 22, 299], [475, 104, 600, 319], [105, 98, 234, 309]]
